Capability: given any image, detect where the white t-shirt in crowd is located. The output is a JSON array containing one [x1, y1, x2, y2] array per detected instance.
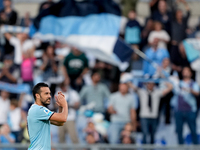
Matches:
[[0, 97, 10, 124], [148, 30, 170, 49], [9, 37, 40, 65], [137, 88, 163, 119], [56, 88, 80, 121], [8, 107, 22, 131]]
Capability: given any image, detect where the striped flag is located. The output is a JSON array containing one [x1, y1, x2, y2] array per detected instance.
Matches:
[[30, 0, 133, 71]]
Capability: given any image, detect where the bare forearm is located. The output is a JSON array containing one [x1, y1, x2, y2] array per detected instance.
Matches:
[[58, 106, 62, 113], [183, 2, 190, 11], [50, 120, 64, 126], [4, 33, 12, 41], [79, 68, 88, 78], [108, 107, 116, 114], [131, 110, 137, 130], [40, 63, 48, 71], [5, 73, 17, 83], [150, 0, 158, 7], [60, 105, 68, 122], [69, 102, 80, 110], [128, 82, 138, 92], [62, 66, 69, 79]]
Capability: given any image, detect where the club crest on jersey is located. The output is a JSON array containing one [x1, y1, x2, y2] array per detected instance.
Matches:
[[44, 109, 52, 116], [44, 109, 49, 115]]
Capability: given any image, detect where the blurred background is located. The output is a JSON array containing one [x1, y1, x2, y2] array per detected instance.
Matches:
[[1, 0, 200, 149]]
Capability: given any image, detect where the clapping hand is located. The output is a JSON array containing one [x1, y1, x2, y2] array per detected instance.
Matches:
[[55, 92, 67, 107]]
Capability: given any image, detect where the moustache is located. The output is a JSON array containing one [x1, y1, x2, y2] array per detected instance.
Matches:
[[45, 98, 51, 102]]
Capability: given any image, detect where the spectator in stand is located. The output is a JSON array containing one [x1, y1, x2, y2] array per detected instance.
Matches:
[[120, 122, 135, 144], [152, 0, 171, 34], [39, 0, 55, 13], [154, 58, 174, 124], [140, 18, 154, 51], [143, 38, 169, 76], [0, 0, 17, 25], [20, 12, 32, 27], [40, 44, 58, 82], [0, 124, 15, 145], [85, 134, 96, 144], [191, 32, 200, 87], [107, 83, 137, 144], [128, 80, 173, 144], [121, 136, 134, 144], [84, 121, 100, 143], [124, 10, 141, 50], [4, 32, 40, 66], [171, 42, 191, 79], [63, 47, 89, 92], [171, 0, 190, 46], [80, 71, 110, 114], [8, 99, 22, 143], [149, 0, 163, 15], [0, 55, 19, 83], [21, 50, 35, 90], [0, 90, 10, 126], [56, 81, 79, 144], [148, 21, 170, 49], [93, 60, 112, 87], [154, 58, 171, 78], [172, 67, 199, 144]]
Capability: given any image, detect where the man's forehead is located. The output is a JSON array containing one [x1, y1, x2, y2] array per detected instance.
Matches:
[[40, 87, 50, 93]]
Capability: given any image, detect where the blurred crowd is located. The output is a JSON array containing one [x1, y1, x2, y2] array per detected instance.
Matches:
[[0, 0, 200, 146]]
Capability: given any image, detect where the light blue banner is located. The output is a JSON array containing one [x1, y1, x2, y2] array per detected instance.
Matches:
[[0, 82, 31, 94]]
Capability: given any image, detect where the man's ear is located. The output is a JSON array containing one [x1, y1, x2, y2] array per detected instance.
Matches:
[[36, 93, 40, 99]]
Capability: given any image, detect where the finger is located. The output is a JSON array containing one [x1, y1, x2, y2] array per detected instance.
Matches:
[[55, 95, 61, 103], [54, 95, 58, 102], [60, 92, 65, 97], [56, 102, 60, 106], [58, 92, 65, 98], [58, 94, 64, 101]]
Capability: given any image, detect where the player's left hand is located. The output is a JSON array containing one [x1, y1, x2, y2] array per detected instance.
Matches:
[[55, 92, 65, 107], [56, 92, 67, 108], [54, 95, 60, 107], [58, 91, 65, 98]]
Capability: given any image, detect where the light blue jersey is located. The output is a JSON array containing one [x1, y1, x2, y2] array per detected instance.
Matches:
[[27, 104, 54, 150]]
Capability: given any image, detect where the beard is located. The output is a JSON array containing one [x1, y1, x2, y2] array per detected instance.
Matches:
[[40, 97, 51, 107]]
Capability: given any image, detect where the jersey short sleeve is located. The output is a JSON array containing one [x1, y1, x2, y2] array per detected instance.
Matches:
[[35, 106, 54, 120], [192, 82, 199, 93]]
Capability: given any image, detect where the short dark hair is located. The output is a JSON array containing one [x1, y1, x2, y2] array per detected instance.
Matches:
[[10, 99, 18, 107], [32, 82, 49, 100], [91, 69, 100, 78]]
